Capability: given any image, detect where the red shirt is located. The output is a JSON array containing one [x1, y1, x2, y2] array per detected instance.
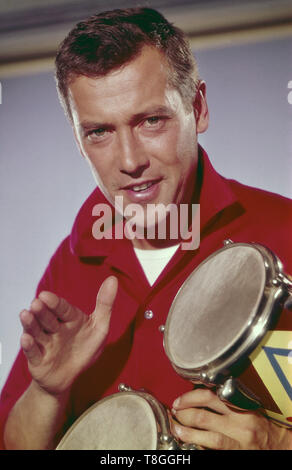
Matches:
[[1, 148, 291, 448]]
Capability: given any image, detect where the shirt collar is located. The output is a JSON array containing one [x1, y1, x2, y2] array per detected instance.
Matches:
[[198, 146, 238, 229], [70, 146, 239, 259]]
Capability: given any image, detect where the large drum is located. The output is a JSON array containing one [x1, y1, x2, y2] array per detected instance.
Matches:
[[56, 384, 196, 450], [163, 241, 292, 427]]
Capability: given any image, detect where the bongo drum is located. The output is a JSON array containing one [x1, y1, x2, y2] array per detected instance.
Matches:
[[163, 241, 292, 425], [56, 384, 194, 450]]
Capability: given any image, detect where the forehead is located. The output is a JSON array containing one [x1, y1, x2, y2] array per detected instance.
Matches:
[[68, 46, 182, 123]]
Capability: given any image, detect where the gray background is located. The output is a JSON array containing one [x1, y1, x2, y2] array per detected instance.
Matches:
[[0, 16, 291, 391]]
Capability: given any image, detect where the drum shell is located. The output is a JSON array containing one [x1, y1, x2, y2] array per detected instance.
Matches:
[[240, 298, 292, 426]]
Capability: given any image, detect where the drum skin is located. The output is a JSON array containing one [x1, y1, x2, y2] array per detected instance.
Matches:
[[56, 393, 158, 450], [165, 245, 266, 370]]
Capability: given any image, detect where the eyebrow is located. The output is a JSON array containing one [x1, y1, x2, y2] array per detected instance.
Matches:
[[129, 105, 175, 124], [79, 105, 174, 132]]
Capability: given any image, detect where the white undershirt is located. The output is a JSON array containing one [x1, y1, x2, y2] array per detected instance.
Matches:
[[134, 244, 180, 286]]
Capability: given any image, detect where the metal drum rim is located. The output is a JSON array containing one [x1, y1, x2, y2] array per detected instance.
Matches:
[[163, 241, 283, 384]]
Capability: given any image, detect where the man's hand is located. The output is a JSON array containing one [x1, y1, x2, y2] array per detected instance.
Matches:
[[19, 276, 118, 395], [170, 388, 292, 450]]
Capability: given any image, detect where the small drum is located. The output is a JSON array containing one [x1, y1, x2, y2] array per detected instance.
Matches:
[[56, 384, 194, 450], [163, 241, 292, 426]]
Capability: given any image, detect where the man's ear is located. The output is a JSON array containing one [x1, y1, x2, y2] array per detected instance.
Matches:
[[193, 81, 209, 134]]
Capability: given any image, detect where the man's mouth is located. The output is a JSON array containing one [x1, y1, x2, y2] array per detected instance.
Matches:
[[122, 178, 162, 192], [120, 178, 163, 202], [131, 181, 156, 192]]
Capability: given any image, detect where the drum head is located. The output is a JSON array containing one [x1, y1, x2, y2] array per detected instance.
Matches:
[[57, 393, 158, 450], [164, 245, 267, 370]]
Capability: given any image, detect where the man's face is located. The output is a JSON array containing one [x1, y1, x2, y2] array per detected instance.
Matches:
[[69, 46, 208, 233]]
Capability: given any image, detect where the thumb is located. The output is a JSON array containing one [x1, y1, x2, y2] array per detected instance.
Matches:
[[91, 276, 118, 331]]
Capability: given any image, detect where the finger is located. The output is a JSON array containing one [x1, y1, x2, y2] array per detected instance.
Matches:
[[30, 298, 61, 333], [92, 276, 118, 329], [173, 407, 225, 431], [172, 388, 231, 415], [170, 419, 240, 450], [19, 309, 49, 345], [172, 402, 270, 449], [38, 291, 81, 322], [20, 333, 43, 367]]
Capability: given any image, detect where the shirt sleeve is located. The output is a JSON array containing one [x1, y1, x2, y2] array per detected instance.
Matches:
[[0, 349, 31, 449], [0, 258, 56, 450]]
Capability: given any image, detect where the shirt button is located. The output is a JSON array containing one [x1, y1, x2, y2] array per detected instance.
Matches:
[[144, 310, 154, 319]]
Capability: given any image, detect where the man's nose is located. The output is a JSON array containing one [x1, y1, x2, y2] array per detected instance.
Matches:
[[117, 129, 150, 178]]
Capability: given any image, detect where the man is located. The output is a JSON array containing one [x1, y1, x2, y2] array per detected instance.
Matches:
[[0, 7, 291, 450]]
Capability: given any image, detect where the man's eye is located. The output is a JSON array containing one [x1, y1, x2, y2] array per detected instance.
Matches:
[[87, 128, 107, 141], [143, 116, 168, 131], [145, 116, 161, 126]]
